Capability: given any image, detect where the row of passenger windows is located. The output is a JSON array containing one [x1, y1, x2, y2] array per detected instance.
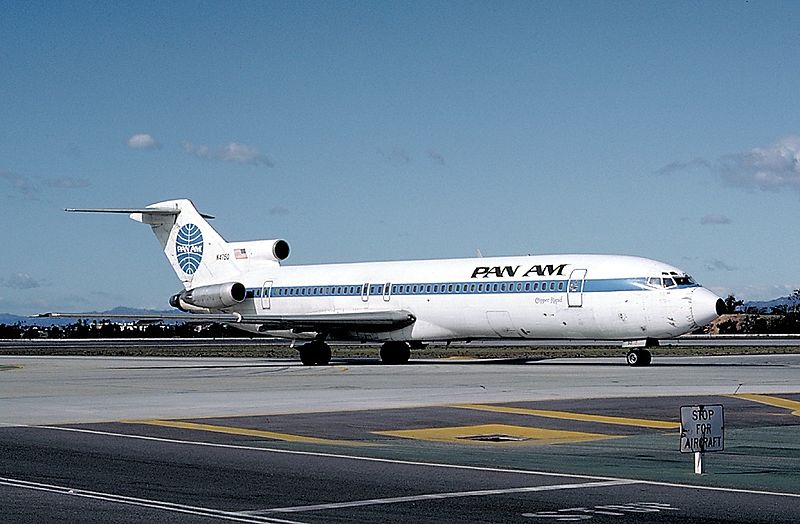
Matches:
[[248, 280, 568, 298]]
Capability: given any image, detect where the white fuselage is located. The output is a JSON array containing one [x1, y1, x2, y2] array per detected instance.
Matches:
[[211, 254, 722, 342]]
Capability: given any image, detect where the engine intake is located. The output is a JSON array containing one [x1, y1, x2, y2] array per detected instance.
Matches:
[[170, 282, 246, 312], [227, 239, 290, 263]]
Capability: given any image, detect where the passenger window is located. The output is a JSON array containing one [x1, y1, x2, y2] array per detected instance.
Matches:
[[533, 283, 539, 291], [448, 284, 453, 292], [549, 282, 556, 291], [525, 283, 530, 291], [558, 282, 564, 291], [493, 283, 498, 292]]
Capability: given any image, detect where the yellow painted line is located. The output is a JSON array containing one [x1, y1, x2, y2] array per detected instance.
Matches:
[[452, 404, 678, 430], [374, 424, 617, 446], [731, 394, 800, 416], [125, 419, 375, 447]]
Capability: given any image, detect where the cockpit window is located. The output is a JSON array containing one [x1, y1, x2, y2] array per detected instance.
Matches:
[[647, 277, 662, 288], [674, 275, 695, 286], [663, 277, 676, 288]]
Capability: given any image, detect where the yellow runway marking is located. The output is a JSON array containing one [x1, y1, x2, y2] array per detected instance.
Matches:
[[452, 404, 678, 430], [126, 420, 375, 447], [731, 394, 800, 416], [375, 424, 616, 446]]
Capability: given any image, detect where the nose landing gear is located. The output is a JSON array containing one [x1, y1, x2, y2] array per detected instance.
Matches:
[[625, 349, 652, 366], [623, 338, 658, 367]]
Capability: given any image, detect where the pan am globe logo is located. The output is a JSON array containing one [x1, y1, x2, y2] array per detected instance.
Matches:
[[176, 224, 203, 275]]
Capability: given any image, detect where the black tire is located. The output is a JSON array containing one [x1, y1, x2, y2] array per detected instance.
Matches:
[[380, 342, 410, 365], [298, 344, 316, 366], [626, 349, 652, 367], [316, 343, 332, 366]]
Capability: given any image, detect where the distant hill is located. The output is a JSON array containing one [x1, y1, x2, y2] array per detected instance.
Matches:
[[742, 295, 799, 312], [0, 307, 177, 327]]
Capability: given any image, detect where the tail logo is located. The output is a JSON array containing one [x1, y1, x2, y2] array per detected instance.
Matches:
[[176, 224, 203, 275]]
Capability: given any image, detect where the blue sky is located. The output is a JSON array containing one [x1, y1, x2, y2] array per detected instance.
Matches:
[[2, 1, 800, 314]]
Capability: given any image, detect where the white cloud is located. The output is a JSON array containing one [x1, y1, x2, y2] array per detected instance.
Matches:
[[182, 141, 273, 167], [700, 214, 731, 225], [659, 135, 800, 193], [3, 273, 41, 290], [0, 170, 39, 199], [378, 148, 412, 164], [127, 133, 160, 149], [704, 259, 737, 272], [268, 206, 290, 216], [718, 135, 800, 191], [45, 177, 90, 189], [426, 150, 446, 166]]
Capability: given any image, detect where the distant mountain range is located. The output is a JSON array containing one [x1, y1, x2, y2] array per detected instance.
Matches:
[[0, 307, 176, 326], [742, 296, 800, 312]]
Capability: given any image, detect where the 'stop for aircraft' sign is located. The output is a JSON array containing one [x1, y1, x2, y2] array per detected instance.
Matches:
[[680, 404, 724, 453]]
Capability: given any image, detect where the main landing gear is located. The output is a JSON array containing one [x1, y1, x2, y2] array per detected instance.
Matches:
[[298, 340, 332, 366], [380, 341, 411, 365], [624, 338, 658, 367]]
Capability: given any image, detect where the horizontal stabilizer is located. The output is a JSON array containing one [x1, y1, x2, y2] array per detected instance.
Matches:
[[65, 207, 215, 219]]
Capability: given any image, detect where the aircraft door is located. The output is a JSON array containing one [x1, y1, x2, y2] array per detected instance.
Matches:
[[361, 282, 370, 302], [567, 269, 587, 307], [261, 280, 273, 310]]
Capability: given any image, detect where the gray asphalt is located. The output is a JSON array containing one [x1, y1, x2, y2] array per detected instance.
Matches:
[[1, 354, 799, 522]]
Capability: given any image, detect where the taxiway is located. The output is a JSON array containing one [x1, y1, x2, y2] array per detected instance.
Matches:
[[1, 354, 799, 522]]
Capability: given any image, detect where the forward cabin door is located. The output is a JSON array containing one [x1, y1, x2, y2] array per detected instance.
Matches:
[[567, 269, 587, 307]]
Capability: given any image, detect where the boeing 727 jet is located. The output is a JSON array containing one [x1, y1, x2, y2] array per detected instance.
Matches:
[[51, 199, 724, 366]]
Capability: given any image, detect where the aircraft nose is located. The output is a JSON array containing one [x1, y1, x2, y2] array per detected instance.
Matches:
[[691, 287, 725, 327]]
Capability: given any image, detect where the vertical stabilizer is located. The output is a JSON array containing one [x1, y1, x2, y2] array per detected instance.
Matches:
[[67, 199, 285, 290], [129, 199, 242, 288]]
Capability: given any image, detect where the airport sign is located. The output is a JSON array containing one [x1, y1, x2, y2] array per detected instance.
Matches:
[[680, 404, 724, 453]]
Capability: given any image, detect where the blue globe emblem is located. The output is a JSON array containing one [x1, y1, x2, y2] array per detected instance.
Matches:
[[176, 224, 203, 274]]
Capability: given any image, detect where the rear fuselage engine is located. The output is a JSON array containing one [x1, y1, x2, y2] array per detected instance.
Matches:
[[170, 282, 246, 312]]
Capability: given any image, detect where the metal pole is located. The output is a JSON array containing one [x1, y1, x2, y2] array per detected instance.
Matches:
[[694, 451, 703, 474]]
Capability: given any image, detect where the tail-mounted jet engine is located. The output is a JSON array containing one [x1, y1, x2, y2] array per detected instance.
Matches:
[[170, 282, 246, 312]]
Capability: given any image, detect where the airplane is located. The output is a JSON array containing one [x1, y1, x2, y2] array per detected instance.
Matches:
[[47, 198, 725, 366]]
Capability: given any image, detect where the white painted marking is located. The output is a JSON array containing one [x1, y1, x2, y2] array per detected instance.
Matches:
[[16, 424, 800, 500], [0, 476, 303, 524], [246, 480, 637, 514]]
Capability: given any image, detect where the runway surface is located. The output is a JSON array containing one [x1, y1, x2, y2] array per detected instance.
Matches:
[[2, 354, 799, 522]]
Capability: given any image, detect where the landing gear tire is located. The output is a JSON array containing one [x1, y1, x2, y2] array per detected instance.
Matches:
[[298, 342, 332, 366], [380, 341, 411, 365], [626, 349, 652, 367]]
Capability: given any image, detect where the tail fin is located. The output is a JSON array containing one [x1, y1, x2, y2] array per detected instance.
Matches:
[[67, 199, 289, 289], [130, 199, 241, 288]]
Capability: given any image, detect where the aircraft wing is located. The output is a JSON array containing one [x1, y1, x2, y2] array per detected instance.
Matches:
[[37, 310, 416, 333]]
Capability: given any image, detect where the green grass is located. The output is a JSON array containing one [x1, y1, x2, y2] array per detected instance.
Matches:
[[0, 343, 798, 359]]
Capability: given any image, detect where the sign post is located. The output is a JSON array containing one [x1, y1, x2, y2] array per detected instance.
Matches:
[[680, 404, 724, 474]]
